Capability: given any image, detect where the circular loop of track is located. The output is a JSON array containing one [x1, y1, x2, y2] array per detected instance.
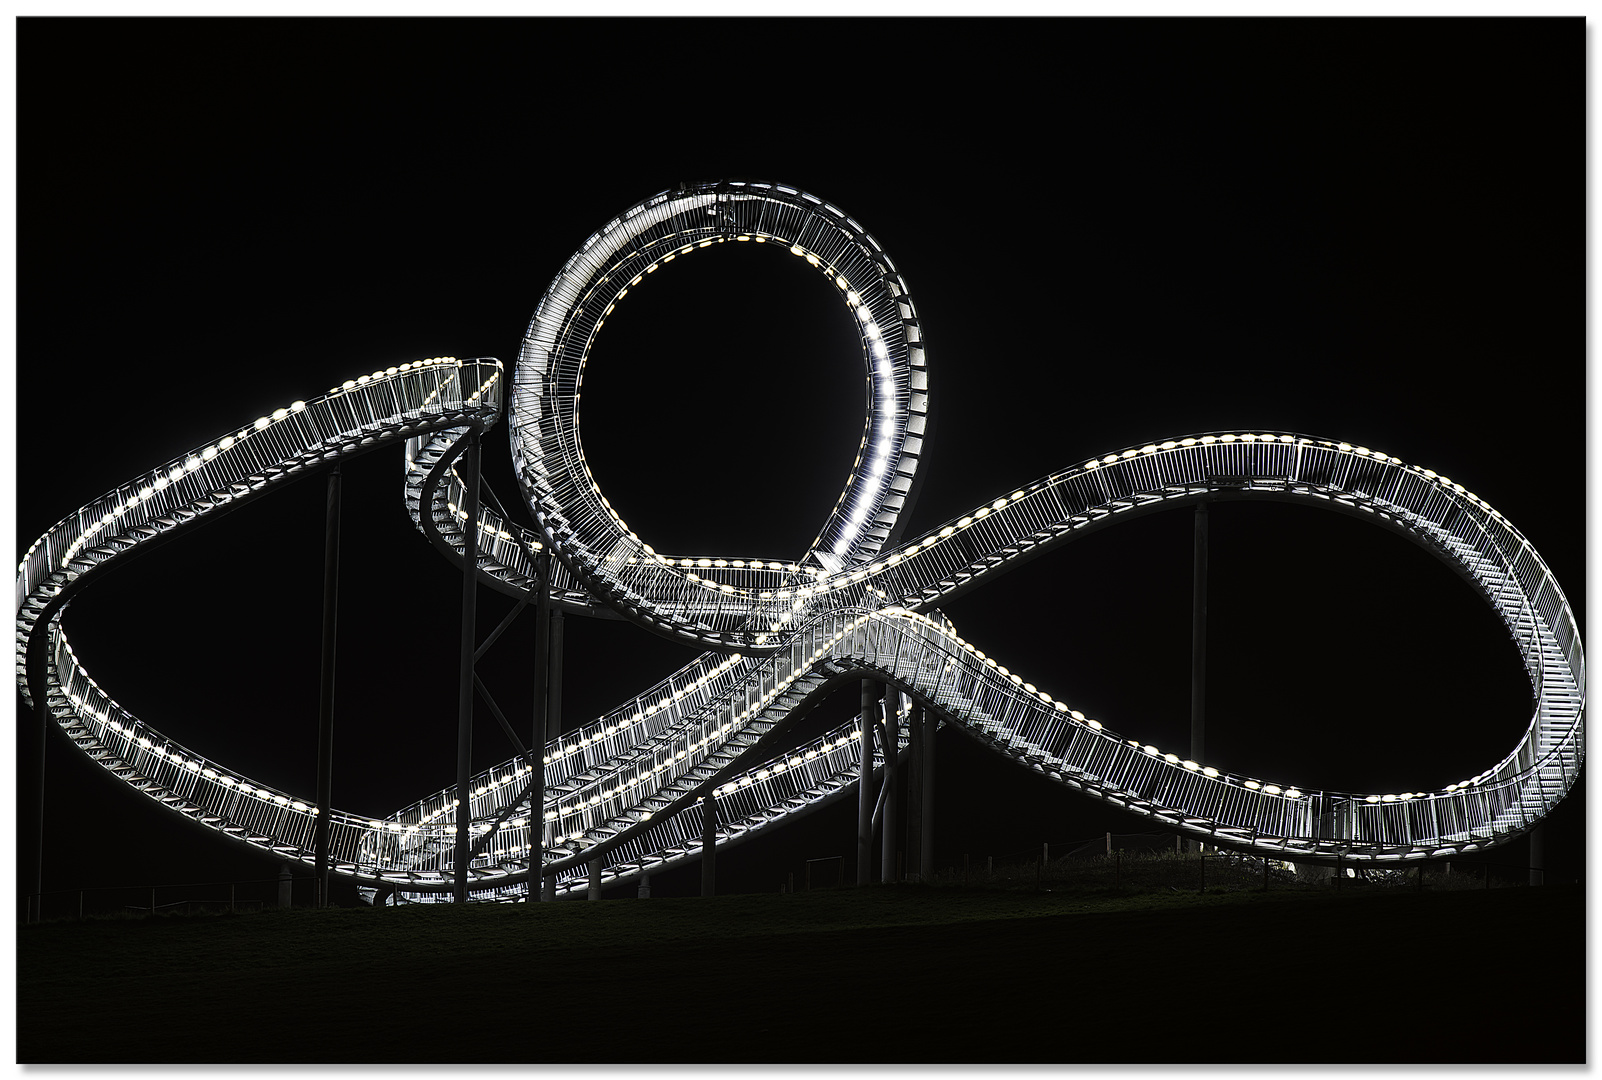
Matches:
[[12, 184, 1586, 899], [511, 180, 930, 649]]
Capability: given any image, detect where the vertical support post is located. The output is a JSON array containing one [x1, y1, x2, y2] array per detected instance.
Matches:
[[919, 704, 934, 882], [1190, 500, 1208, 855], [857, 680, 878, 885], [880, 693, 899, 883], [1192, 500, 1209, 763], [31, 680, 46, 924], [637, 875, 651, 899], [587, 858, 601, 901], [315, 463, 341, 908], [548, 609, 564, 743], [1529, 824, 1545, 886], [453, 430, 482, 905], [906, 700, 925, 881], [701, 794, 718, 898], [529, 550, 551, 904]]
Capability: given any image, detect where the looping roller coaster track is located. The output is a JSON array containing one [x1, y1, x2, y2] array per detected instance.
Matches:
[[17, 181, 1584, 900]]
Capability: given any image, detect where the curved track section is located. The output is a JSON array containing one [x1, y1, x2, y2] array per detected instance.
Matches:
[[383, 455, 1584, 898], [16, 358, 505, 880], [16, 181, 1585, 899], [511, 179, 930, 650]]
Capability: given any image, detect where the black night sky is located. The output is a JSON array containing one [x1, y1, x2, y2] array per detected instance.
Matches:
[[14, 17, 1583, 905]]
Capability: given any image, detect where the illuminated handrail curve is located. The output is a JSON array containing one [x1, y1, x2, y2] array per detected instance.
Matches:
[[391, 578, 1577, 897], [16, 359, 507, 882], [409, 181, 1582, 887], [512, 179, 930, 649], [15, 181, 1584, 898], [402, 422, 1582, 882]]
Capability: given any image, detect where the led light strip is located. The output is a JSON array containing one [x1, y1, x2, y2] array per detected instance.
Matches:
[[511, 180, 929, 648], [15, 183, 1584, 900]]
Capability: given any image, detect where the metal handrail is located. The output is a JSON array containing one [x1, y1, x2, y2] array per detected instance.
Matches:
[[16, 183, 1583, 900]]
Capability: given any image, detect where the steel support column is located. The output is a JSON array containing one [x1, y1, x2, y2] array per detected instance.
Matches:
[[701, 794, 718, 898], [30, 681, 46, 924], [857, 679, 878, 885], [548, 609, 564, 743], [881, 693, 899, 883], [529, 550, 551, 903], [906, 699, 925, 880], [1191, 500, 1208, 763], [1190, 501, 1208, 853], [314, 463, 341, 908], [919, 703, 934, 880], [452, 429, 482, 905]]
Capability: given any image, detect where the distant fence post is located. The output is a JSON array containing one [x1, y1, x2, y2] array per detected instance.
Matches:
[[804, 856, 843, 890]]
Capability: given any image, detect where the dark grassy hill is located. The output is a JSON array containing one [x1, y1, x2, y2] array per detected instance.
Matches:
[[18, 877, 1583, 1065]]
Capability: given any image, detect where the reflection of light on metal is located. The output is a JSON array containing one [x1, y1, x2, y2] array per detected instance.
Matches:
[[16, 183, 1585, 902]]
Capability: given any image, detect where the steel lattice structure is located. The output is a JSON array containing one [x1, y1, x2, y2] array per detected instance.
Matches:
[[16, 181, 1584, 901]]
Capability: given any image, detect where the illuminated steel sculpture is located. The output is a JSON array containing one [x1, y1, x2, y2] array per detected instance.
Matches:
[[16, 181, 1585, 902]]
